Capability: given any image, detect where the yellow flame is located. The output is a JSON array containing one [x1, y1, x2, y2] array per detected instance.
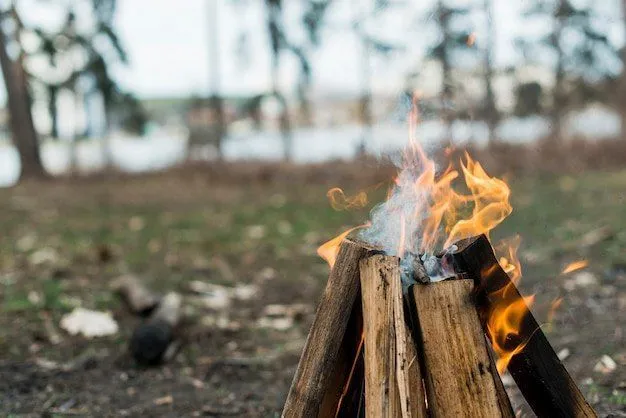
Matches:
[[546, 297, 564, 332], [327, 187, 368, 211], [561, 260, 588, 275], [317, 224, 369, 269], [319, 92, 531, 374], [487, 288, 536, 373]]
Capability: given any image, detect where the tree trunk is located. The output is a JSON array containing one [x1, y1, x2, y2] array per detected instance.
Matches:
[[208, 0, 226, 160], [551, 1, 566, 142], [0, 17, 46, 180], [48, 84, 59, 139], [438, 0, 453, 144], [617, 0, 626, 139], [483, 0, 498, 144], [356, 0, 372, 155]]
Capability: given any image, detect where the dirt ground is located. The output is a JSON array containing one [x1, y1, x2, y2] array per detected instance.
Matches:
[[1, 160, 625, 417]]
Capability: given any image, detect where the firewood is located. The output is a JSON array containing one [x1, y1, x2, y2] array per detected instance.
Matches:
[[282, 238, 376, 418], [359, 254, 401, 417], [130, 292, 182, 366], [452, 234, 596, 418], [111, 274, 159, 316], [320, 297, 365, 417], [360, 254, 427, 418], [411, 279, 510, 418], [485, 336, 515, 418]]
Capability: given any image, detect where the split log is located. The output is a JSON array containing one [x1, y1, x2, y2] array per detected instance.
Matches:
[[283, 238, 376, 418], [359, 254, 401, 417], [411, 279, 510, 418], [111, 274, 159, 316], [360, 254, 427, 418], [320, 296, 365, 417], [130, 292, 182, 366], [452, 234, 596, 418]]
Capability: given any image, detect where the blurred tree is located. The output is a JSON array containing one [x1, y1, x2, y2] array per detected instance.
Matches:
[[518, 0, 621, 141], [261, 0, 330, 160], [0, 4, 46, 179], [482, 0, 498, 143], [422, 0, 479, 142], [28, 0, 142, 165]]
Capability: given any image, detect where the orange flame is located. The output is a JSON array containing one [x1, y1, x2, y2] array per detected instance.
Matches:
[[546, 297, 564, 331], [487, 286, 536, 373], [319, 92, 533, 374], [327, 187, 368, 211], [317, 224, 369, 269], [561, 260, 588, 275]]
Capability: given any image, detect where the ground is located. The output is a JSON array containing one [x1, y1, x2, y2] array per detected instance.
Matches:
[[0, 161, 625, 417]]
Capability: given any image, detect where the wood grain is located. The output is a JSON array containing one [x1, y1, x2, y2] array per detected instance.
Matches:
[[359, 254, 402, 418], [282, 238, 375, 418], [412, 279, 507, 418], [452, 234, 596, 418]]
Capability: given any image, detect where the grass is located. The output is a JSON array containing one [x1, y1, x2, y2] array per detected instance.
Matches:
[[0, 163, 625, 414]]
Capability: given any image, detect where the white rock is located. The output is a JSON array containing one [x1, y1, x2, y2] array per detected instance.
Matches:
[[564, 272, 598, 291], [557, 348, 571, 361], [593, 355, 617, 374], [60, 308, 118, 338]]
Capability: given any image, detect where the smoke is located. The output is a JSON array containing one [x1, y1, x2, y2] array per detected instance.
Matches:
[[358, 146, 453, 288]]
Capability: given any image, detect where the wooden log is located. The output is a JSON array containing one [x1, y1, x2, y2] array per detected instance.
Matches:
[[360, 254, 427, 418], [283, 238, 376, 418], [411, 279, 509, 418], [111, 274, 159, 316], [485, 336, 515, 418], [130, 292, 182, 366], [359, 254, 401, 418], [320, 295, 365, 417], [451, 235, 596, 418]]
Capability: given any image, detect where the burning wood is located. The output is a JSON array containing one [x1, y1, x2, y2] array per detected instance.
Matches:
[[411, 279, 513, 418], [452, 235, 596, 417], [360, 254, 427, 418], [284, 113, 596, 417], [282, 238, 376, 417]]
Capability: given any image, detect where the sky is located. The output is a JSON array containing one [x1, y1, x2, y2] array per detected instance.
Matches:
[[6, 0, 626, 102], [110, 0, 526, 99]]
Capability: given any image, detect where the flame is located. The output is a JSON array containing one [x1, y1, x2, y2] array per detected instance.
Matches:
[[487, 285, 536, 373], [327, 187, 368, 211], [317, 224, 369, 269], [546, 297, 564, 331], [561, 260, 588, 275], [319, 92, 532, 375]]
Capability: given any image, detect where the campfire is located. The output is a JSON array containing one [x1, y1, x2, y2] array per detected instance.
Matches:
[[282, 105, 596, 417]]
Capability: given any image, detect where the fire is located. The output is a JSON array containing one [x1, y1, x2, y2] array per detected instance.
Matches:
[[317, 224, 369, 268], [318, 93, 533, 375], [561, 260, 588, 274], [327, 187, 368, 211], [546, 297, 564, 332], [487, 285, 536, 373]]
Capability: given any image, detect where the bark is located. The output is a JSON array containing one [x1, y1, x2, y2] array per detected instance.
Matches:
[[0, 12, 46, 180], [282, 238, 376, 417], [452, 235, 596, 417]]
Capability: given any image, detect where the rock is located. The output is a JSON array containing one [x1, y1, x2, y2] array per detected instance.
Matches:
[[60, 308, 119, 338], [594, 355, 617, 374], [557, 348, 571, 361], [563, 272, 598, 291]]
